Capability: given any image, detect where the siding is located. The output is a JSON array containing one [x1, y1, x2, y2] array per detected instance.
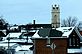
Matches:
[[34, 38, 67, 54]]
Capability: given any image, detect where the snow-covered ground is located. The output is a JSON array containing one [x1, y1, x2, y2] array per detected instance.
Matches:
[[67, 47, 82, 53], [15, 50, 33, 54], [0, 39, 33, 53], [3, 32, 22, 40], [15, 45, 33, 54], [15, 45, 33, 52]]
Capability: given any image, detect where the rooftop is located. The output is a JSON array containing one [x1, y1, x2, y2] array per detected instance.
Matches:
[[32, 27, 75, 38]]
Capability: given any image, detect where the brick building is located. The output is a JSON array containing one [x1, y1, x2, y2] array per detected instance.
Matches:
[[32, 27, 81, 54]]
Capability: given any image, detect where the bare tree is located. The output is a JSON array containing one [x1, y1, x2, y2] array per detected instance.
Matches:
[[61, 16, 78, 27], [77, 21, 82, 31], [77, 21, 82, 27]]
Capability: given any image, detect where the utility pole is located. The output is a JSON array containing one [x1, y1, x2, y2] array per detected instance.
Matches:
[[8, 25, 10, 54]]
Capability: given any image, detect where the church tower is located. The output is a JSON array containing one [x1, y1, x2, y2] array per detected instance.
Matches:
[[51, 4, 60, 28]]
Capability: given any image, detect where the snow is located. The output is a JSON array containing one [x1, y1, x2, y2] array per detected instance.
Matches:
[[32, 27, 74, 38], [10, 26, 18, 30], [15, 45, 33, 52], [32, 30, 41, 38], [28, 38, 33, 43], [0, 41, 33, 53], [56, 27, 74, 37], [0, 30, 6, 31], [15, 46, 22, 52], [0, 43, 16, 50], [18, 23, 27, 25], [1, 39, 27, 43], [21, 30, 27, 32], [29, 30, 36, 32], [0, 30, 6, 35], [20, 45, 33, 50], [6, 33, 22, 38], [68, 48, 82, 53], [0, 43, 16, 47], [15, 50, 33, 54]]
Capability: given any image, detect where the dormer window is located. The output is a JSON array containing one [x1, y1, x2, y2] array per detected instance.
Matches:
[[73, 35, 75, 37]]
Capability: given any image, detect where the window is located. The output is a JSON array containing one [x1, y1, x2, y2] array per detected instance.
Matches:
[[69, 34, 80, 48], [76, 38, 79, 46], [73, 37, 75, 46]]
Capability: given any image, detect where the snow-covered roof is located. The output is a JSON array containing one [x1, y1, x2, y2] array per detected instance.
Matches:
[[32, 30, 41, 38], [10, 26, 18, 30], [0, 30, 6, 35], [21, 29, 27, 33], [56, 27, 74, 37], [29, 30, 36, 32], [28, 37, 33, 43], [0, 43, 16, 47], [18, 23, 27, 25], [0, 30, 6, 31], [1, 39, 27, 43], [32, 27, 74, 38], [6, 32, 22, 38]]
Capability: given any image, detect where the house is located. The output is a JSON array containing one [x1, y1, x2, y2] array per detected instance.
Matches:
[[5, 32, 22, 39], [78, 26, 82, 47], [0, 18, 8, 30], [32, 27, 82, 54], [0, 30, 7, 41], [2, 32, 27, 43], [19, 24, 52, 31], [0, 30, 7, 37], [10, 26, 20, 32], [20, 29, 37, 45]]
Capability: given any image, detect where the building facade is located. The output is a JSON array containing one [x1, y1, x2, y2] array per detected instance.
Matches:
[[33, 38, 67, 54], [32, 27, 81, 54]]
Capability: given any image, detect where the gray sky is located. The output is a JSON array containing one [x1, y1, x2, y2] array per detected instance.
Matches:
[[0, 0, 82, 24]]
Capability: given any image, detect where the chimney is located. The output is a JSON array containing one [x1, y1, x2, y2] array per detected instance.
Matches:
[[33, 20, 35, 24]]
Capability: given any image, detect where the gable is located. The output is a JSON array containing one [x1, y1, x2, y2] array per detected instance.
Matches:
[[0, 31, 6, 37], [69, 30, 79, 38]]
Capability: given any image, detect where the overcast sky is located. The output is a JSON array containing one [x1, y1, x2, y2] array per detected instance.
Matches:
[[0, 0, 82, 24]]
